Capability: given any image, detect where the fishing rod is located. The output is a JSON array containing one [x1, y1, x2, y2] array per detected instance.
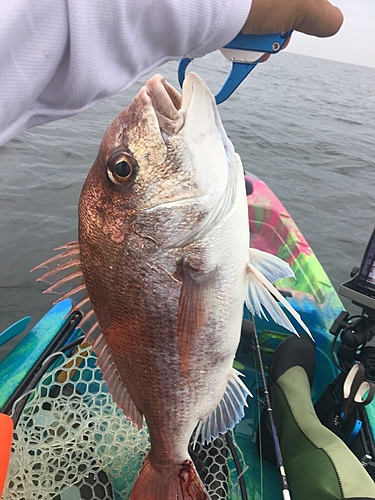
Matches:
[[243, 318, 291, 500]]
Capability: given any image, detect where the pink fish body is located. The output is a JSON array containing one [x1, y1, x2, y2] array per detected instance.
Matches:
[[34, 73, 310, 499]]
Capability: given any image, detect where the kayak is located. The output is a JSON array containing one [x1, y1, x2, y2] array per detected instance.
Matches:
[[0, 172, 373, 500]]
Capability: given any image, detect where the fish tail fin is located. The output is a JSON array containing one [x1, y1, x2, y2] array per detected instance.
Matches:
[[130, 453, 210, 500], [246, 248, 313, 338]]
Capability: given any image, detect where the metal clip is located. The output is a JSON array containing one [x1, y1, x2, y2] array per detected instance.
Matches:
[[361, 454, 373, 467], [178, 31, 292, 104]]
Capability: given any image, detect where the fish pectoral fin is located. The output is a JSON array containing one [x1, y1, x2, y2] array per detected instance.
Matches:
[[246, 248, 312, 338], [176, 260, 217, 372], [93, 333, 144, 430], [248, 248, 295, 282], [194, 368, 252, 447]]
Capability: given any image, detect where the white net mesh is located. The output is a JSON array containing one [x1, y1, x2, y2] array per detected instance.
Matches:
[[3, 345, 150, 500], [2, 343, 247, 500]]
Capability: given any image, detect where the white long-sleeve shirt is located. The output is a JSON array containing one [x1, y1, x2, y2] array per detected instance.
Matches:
[[0, 0, 252, 146]]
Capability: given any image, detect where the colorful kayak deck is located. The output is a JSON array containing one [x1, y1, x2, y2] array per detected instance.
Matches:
[[245, 172, 344, 391]]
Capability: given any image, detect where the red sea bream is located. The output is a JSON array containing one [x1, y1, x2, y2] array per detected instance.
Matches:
[[34, 73, 310, 499]]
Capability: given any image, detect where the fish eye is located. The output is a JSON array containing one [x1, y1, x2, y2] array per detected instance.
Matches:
[[114, 160, 131, 178], [107, 151, 137, 185]]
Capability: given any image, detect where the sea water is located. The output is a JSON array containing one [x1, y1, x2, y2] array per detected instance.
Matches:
[[0, 51, 374, 352]]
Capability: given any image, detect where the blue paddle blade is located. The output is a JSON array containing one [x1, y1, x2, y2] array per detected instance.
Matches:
[[0, 317, 31, 348]]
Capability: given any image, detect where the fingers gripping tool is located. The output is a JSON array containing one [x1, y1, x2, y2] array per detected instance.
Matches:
[[178, 31, 292, 104]]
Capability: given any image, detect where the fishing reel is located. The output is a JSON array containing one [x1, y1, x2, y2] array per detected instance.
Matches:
[[324, 229, 375, 473], [330, 310, 375, 377], [331, 227, 375, 377], [326, 306, 375, 475]]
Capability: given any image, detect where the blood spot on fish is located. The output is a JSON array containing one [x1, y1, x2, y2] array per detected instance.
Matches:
[[178, 460, 208, 500]]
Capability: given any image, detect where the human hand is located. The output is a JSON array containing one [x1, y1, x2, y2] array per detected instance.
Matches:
[[242, 0, 343, 37]]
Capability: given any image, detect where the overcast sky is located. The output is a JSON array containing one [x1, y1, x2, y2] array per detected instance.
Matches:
[[286, 0, 375, 68]]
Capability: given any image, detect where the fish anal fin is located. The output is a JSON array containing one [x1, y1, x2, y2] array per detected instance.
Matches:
[[195, 368, 252, 446], [175, 259, 217, 376], [246, 249, 313, 338], [130, 454, 209, 500]]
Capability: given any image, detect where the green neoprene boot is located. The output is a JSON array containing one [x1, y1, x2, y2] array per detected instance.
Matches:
[[263, 335, 375, 500]]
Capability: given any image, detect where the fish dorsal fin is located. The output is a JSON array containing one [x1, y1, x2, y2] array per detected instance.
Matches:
[[246, 248, 313, 338], [32, 242, 144, 428], [175, 259, 217, 375], [32, 242, 88, 306], [193, 368, 252, 447], [93, 336, 144, 429]]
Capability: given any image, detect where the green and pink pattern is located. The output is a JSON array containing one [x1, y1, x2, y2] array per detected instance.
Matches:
[[246, 172, 344, 337]]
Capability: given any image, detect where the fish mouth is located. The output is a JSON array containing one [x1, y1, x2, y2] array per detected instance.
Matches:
[[145, 75, 184, 142], [142, 73, 237, 249], [145, 73, 222, 144]]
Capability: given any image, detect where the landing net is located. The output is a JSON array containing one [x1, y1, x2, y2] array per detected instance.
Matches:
[[3, 344, 247, 500]]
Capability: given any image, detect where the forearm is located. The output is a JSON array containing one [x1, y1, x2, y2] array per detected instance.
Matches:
[[0, 0, 344, 147], [0, 0, 251, 146]]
